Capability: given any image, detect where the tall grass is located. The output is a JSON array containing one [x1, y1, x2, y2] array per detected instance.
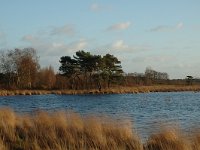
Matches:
[[0, 108, 142, 150], [0, 108, 200, 150]]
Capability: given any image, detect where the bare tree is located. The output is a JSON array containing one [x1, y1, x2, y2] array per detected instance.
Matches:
[[37, 66, 56, 89], [0, 48, 40, 89], [15, 48, 39, 88]]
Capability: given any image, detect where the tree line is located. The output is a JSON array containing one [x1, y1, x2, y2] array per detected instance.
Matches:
[[0, 48, 124, 90], [0, 47, 199, 90]]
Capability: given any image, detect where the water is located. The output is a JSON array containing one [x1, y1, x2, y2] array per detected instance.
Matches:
[[0, 92, 200, 139]]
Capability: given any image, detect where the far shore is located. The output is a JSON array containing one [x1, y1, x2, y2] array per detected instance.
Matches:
[[0, 85, 200, 96]]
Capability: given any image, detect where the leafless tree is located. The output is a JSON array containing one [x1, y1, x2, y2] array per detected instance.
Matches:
[[37, 66, 56, 89]]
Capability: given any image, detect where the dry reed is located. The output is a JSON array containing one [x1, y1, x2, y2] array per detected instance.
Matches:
[[0, 85, 200, 96], [0, 108, 200, 150], [0, 108, 142, 150]]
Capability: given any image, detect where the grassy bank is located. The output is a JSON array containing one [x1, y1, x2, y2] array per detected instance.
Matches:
[[0, 108, 199, 150], [0, 85, 200, 96]]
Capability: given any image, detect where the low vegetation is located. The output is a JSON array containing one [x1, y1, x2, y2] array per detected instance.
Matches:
[[0, 85, 200, 96], [0, 108, 200, 150]]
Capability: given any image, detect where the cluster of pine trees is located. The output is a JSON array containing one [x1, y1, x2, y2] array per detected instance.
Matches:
[[59, 50, 124, 90]]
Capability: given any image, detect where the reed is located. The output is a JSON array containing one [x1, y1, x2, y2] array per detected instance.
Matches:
[[1, 108, 200, 149], [0, 108, 142, 150], [0, 85, 200, 96], [144, 128, 191, 150]]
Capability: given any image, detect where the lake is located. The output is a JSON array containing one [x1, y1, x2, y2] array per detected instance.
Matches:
[[0, 92, 200, 139]]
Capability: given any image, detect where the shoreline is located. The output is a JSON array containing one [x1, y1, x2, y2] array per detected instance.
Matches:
[[0, 85, 200, 96]]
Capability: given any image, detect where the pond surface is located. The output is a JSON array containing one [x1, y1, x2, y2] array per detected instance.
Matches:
[[0, 92, 200, 139]]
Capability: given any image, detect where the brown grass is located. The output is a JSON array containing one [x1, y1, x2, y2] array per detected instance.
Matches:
[[0, 108, 142, 150], [0, 85, 200, 96], [0, 108, 200, 149]]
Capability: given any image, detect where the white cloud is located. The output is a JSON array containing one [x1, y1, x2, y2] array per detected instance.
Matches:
[[22, 34, 88, 56], [110, 40, 150, 53], [149, 22, 184, 32], [50, 39, 88, 53], [90, 3, 101, 11], [176, 22, 184, 29], [22, 34, 89, 69], [107, 22, 131, 31], [72, 39, 88, 50], [92, 40, 151, 56], [90, 3, 112, 12], [22, 35, 39, 43], [50, 25, 75, 37], [111, 40, 128, 50]]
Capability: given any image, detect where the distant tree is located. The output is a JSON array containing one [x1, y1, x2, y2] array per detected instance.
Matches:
[[74, 50, 101, 89], [59, 56, 80, 89], [15, 48, 40, 88], [74, 51, 92, 89], [102, 54, 123, 88], [59, 56, 78, 76], [0, 48, 39, 88], [0, 50, 16, 87], [59, 51, 123, 90], [144, 67, 169, 85], [186, 76, 193, 85], [145, 67, 154, 80], [37, 66, 56, 89], [145, 67, 169, 80], [54, 74, 69, 89]]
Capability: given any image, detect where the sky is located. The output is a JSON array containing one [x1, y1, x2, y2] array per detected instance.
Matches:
[[0, 0, 200, 79]]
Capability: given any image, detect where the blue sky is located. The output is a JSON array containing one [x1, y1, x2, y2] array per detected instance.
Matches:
[[0, 0, 200, 78]]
